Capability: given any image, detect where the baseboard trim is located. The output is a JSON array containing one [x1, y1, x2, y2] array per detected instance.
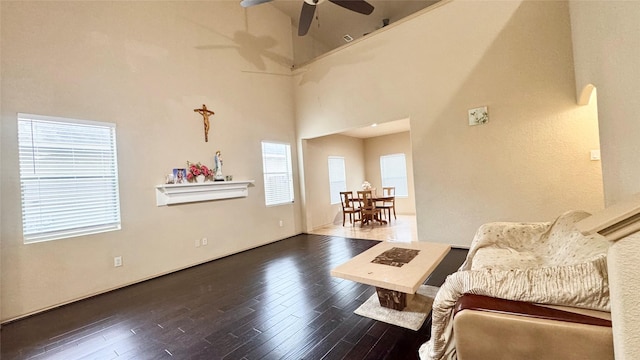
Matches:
[[1, 234, 302, 325]]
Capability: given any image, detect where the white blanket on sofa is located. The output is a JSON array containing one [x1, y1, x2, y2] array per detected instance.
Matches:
[[419, 210, 611, 360]]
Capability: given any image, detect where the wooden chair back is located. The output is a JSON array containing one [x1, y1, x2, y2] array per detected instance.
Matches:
[[357, 190, 376, 211], [380, 187, 396, 221], [357, 190, 381, 226], [340, 191, 356, 210], [340, 191, 360, 226]]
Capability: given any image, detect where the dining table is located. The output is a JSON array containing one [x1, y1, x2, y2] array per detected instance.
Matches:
[[356, 193, 395, 226]]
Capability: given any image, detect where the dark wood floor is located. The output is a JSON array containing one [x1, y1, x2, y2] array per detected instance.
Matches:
[[1, 234, 467, 360]]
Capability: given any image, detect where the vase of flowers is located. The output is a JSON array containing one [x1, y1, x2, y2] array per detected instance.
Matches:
[[187, 161, 213, 183]]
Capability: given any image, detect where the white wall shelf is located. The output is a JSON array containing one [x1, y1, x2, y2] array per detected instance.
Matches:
[[155, 180, 255, 206]]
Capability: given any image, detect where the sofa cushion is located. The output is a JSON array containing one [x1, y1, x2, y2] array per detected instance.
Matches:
[[469, 210, 609, 271]]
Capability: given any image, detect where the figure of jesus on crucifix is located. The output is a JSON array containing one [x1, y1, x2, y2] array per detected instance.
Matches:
[[193, 104, 215, 142]]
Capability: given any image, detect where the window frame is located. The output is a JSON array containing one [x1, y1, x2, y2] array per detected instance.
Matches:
[[380, 153, 409, 198], [327, 156, 346, 205], [261, 141, 294, 207], [17, 113, 122, 243]]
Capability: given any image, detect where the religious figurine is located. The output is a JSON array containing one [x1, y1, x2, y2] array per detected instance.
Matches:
[[193, 104, 215, 142], [174, 168, 186, 184], [214, 150, 224, 181]]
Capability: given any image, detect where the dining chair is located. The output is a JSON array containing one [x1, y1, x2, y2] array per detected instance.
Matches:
[[357, 190, 382, 227], [378, 187, 396, 221], [340, 191, 360, 226]]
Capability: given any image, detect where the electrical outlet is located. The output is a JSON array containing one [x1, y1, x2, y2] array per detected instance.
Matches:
[[279, 220, 284, 227], [201, 237, 208, 246], [114, 256, 123, 267], [195, 239, 200, 247]]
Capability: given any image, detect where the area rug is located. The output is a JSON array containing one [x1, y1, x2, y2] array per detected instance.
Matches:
[[354, 285, 439, 331]]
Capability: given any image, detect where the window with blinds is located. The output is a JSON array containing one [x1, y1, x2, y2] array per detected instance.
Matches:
[[17, 114, 122, 243], [380, 153, 409, 197], [261, 141, 294, 206], [328, 156, 346, 204]]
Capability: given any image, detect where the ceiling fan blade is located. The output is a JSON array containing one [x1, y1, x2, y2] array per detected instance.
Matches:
[[240, 0, 273, 8], [328, 0, 374, 15], [298, 1, 316, 36]]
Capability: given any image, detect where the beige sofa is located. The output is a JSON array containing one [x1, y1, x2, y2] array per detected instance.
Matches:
[[420, 210, 612, 360]]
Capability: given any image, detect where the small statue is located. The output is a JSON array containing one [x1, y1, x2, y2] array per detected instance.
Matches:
[[214, 150, 224, 181]]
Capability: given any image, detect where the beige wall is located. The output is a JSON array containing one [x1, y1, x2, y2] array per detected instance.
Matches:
[[570, 1, 640, 206], [304, 134, 365, 229], [294, 0, 604, 247], [570, 2, 640, 358], [0, 1, 300, 321], [364, 131, 416, 215]]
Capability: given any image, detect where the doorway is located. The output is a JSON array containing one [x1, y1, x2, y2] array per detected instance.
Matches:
[[301, 118, 417, 240]]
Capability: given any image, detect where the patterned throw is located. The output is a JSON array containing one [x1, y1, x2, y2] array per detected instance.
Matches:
[[419, 210, 611, 360]]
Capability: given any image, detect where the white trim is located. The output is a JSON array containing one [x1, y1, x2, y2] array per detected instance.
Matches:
[[155, 180, 255, 206], [18, 113, 115, 128]]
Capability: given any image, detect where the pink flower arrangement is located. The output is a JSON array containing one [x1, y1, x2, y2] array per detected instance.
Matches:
[[186, 161, 213, 181]]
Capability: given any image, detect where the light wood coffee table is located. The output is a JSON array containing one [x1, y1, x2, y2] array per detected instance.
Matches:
[[331, 241, 451, 311]]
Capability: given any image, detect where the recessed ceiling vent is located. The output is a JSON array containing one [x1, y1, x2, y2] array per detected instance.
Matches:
[[343, 34, 354, 42]]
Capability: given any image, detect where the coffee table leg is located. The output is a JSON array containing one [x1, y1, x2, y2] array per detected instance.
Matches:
[[376, 287, 409, 310]]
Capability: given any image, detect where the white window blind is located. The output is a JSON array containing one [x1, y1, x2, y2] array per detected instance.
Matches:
[[17, 113, 121, 243], [380, 153, 408, 197], [328, 156, 346, 204], [261, 141, 294, 206]]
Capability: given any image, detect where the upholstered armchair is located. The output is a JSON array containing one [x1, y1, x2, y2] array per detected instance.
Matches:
[[420, 210, 613, 360]]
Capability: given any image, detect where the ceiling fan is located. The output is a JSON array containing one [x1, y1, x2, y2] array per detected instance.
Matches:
[[240, 0, 375, 36]]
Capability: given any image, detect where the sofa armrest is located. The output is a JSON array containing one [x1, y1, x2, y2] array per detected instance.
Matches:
[[454, 293, 611, 327], [453, 294, 613, 360]]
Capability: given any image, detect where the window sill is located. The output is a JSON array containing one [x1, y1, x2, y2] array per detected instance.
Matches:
[[155, 180, 255, 206]]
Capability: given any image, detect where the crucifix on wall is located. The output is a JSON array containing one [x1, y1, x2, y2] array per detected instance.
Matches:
[[193, 104, 215, 142]]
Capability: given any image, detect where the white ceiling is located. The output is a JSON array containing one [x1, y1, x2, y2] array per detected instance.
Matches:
[[270, 0, 440, 58], [339, 118, 411, 139]]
